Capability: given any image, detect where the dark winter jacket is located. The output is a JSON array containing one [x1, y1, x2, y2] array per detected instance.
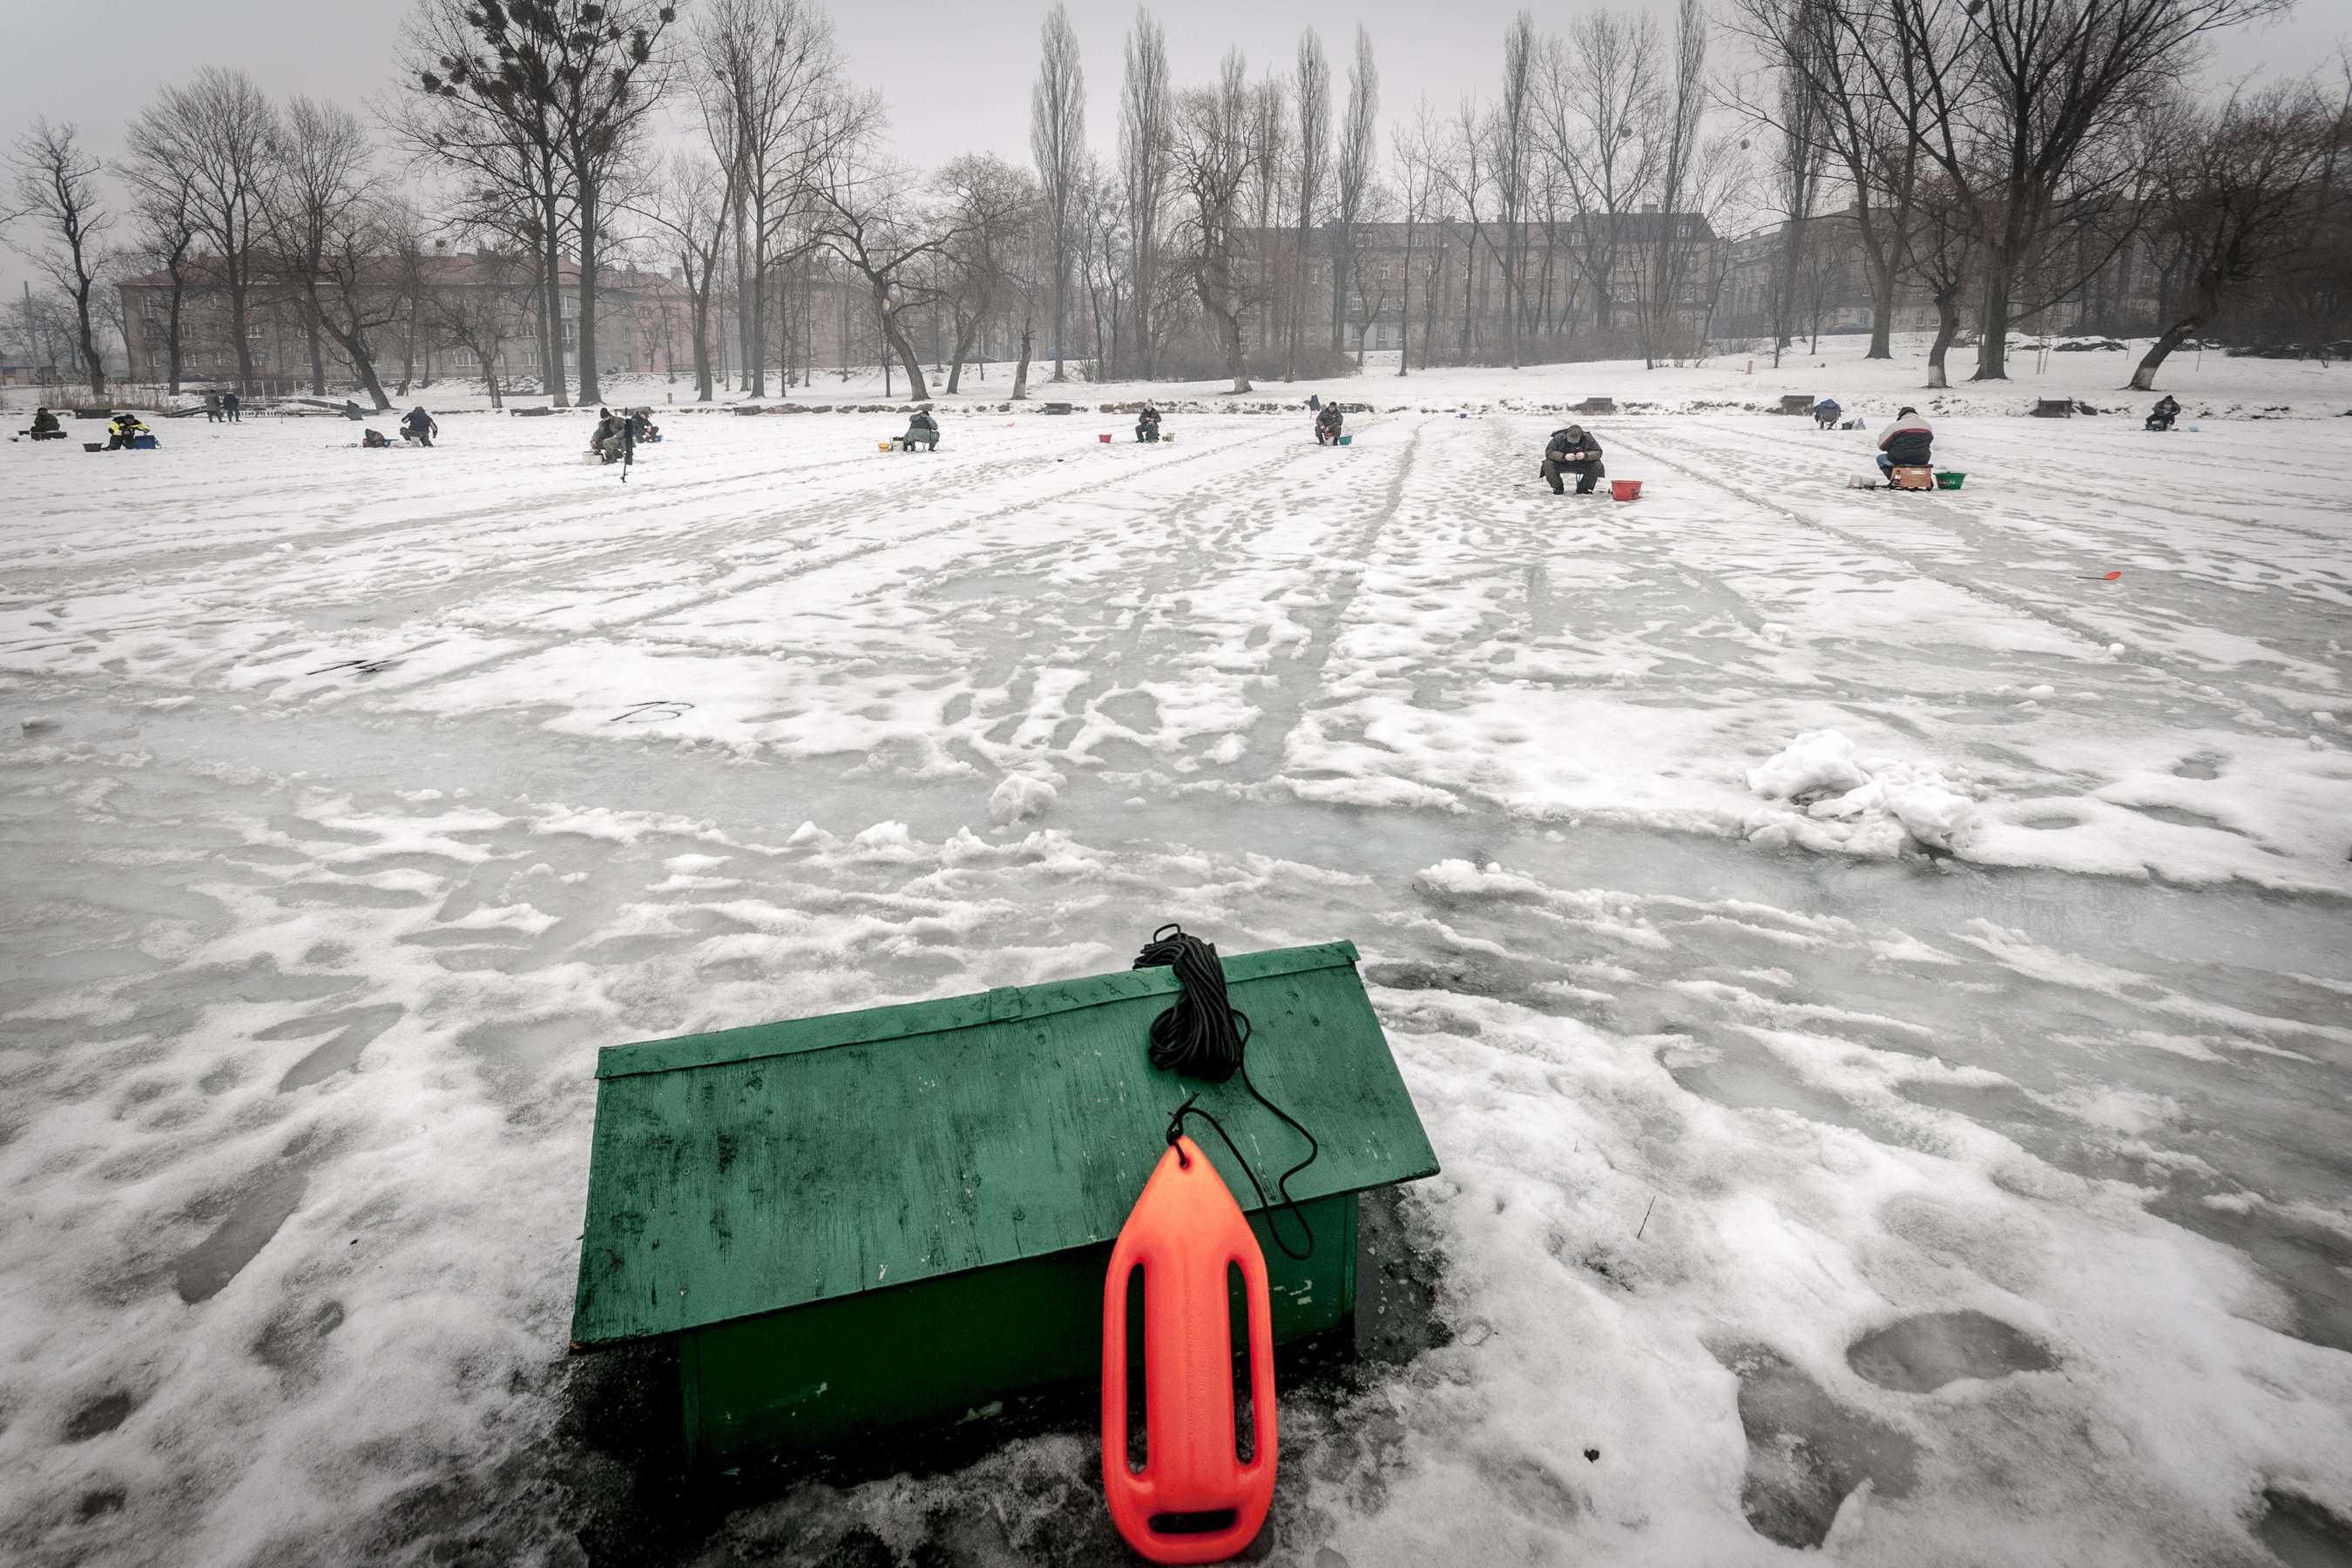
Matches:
[[1815, 398, 1842, 421], [590, 414, 624, 449], [1545, 428, 1602, 463], [30, 409, 59, 434], [1315, 406, 1343, 433], [1876, 414, 1934, 466], [402, 407, 436, 437], [903, 411, 939, 441], [1137, 407, 1161, 430]]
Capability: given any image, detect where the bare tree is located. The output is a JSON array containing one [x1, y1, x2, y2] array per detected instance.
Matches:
[[9, 120, 113, 398], [125, 69, 278, 395], [429, 240, 533, 408], [811, 134, 965, 400], [1492, 12, 1538, 367], [936, 153, 1040, 392], [1328, 27, 1381, 353], [121, 159, 199, 394], [694, 0, 854, 399], [1173, 51, 1261, 393], [1388, 98, 1447, 375], [1629, 0, 1711, 368], [1119, 9, 1174, 379], [1539, 10, 1660, 336], [1031, 3, 1087, 380], [623, 148, 733, 400], [1855, 0, 2291, 381], [1288, 30, 1331, 380], [2130, 83, 2339, 389], [407, 0, 680, 407], [265, 98, 416, 409]]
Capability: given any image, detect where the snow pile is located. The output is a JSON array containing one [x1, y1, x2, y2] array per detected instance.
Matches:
[[1745, 729, 1981, 855], [987, 771, 1059, 827]]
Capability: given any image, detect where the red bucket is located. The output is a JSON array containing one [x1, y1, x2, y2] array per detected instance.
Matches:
[[1611, 479, 1642, 501], [1098, 432, 1112, 443]]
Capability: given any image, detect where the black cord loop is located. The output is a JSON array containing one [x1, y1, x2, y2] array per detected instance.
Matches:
[[1136, 925, 1320, 1260]]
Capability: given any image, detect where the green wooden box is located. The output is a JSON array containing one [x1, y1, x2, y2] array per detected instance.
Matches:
[[569, 941, 1439, 1464]]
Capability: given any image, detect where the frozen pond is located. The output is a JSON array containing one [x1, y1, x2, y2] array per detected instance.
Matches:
[[3, 389, 2350, 1565]]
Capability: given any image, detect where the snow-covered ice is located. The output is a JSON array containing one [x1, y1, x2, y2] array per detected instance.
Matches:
[[3, 343, 2351, 1566]]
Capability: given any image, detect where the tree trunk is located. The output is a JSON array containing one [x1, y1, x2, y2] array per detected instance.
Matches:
[[71, 280, 103, 399], [306, 316, 327, 395], [878, 294, 929, 401], [229, 260, 257, 394], [1011, 318, 1033, 398], [1224, 309, 1251, 394], [577, 178, 603, 405], [1867, 257, 1896, 360], [2130, 275, 2220, 391], [538, 197, 569, 407], [1397, 223, 1414, 378], [1926, 287, 1959, 389], [166, 272, 185, 395], [1972, 253, 2012, 381]]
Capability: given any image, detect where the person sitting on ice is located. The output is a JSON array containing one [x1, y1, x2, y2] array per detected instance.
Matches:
[[1135, 403, 1163, 443], [29, 407, 64, 440], [362, 428, 392, 449], [1875, 406, 1934, 482], [1814, 396, 1842, 430], [899, 408, 940, 451], [401, 405, 438, 447], [1539, 423, 1605, 495], [341, 399, 365, 421], [625, 409, 659, 444], [2146, 395, 2180, 432], [105, 412, 152, 450], [589, 407, 628, 463], [1314, 403, 1344, 445]]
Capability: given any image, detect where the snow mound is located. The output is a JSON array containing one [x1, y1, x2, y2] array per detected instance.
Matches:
[[1746, 729, 1869, 801], [988, 773, 1059, 827], [1746, 729, 1982, 855]]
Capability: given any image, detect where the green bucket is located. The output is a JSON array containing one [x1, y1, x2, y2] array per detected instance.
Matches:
[[1935, 470, 1964, 490], [1338, 434, 1353, 445]]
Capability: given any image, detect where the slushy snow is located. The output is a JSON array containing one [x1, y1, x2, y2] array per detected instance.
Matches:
[[3, 335, 2349, 1566]]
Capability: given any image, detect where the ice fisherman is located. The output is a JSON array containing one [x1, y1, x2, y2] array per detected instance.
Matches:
[[223, 391, 240, 422], [342, 399, 365, 422], [2146, 395, 2180, 432], [1314, 403, 1344, 445], [1814, 396, 1842, 430], [1135, 403, 1162, 443], [1875, 407, 1934, 482], [401, 406, 438, 447], [589, 407, 629, 463], [626, 409, 659, 444], [205, 392, 223, 423], [105, 413, 151, 450], [28, 407, 63, 440], [1540, 424, 1605, 495], [901, 407, 940, 451]]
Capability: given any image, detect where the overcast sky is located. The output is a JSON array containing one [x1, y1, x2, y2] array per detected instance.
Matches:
[[2, 0, 2339, 297]]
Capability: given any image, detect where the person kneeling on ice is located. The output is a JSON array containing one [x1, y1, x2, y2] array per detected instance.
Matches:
[[1814, 396, 1842, 430], [589, 407, 628, 463], [29, 407, 64, 440], [105, 412, 152, 450], [2146, 395, 2180, 432], [401, 405, 438, 447], [1539, 423, 1605, 494], [1876, 406, 1933, 482], [1315, 403, 1344, 445], [1135, 403, 1162, 443], [900, 407, 941, 451]]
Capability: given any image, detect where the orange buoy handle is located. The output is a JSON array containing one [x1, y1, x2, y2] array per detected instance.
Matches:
[[1101, 1135, 1277, 1564]]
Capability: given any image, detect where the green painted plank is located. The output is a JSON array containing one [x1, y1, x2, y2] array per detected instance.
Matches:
[[596, 941, 1363, 1079], [681, 1194, 1355, 1463], [571, 943, 1436, 1348]]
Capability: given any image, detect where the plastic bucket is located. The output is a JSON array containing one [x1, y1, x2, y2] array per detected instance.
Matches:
[[1611, 478, 1642, 501], [877, 441, 892, 451], [1098, 433, 1112, 443], [83, 442, 104, 452], [1338, 434, 1352, 445], [1935, 471, 1964, 490]]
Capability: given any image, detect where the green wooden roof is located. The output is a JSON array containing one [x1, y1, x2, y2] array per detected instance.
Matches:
[[570, 941, 1438, 1347]]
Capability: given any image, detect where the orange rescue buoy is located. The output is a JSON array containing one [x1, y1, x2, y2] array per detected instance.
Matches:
[[1101, 1134, 1277, 1564]]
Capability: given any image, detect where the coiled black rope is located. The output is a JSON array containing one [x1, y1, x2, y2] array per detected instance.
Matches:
[[1133, 924, 1320, 1260]]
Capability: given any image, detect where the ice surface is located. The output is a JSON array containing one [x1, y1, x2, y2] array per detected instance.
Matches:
[[3, 341, 2350, 1565]]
